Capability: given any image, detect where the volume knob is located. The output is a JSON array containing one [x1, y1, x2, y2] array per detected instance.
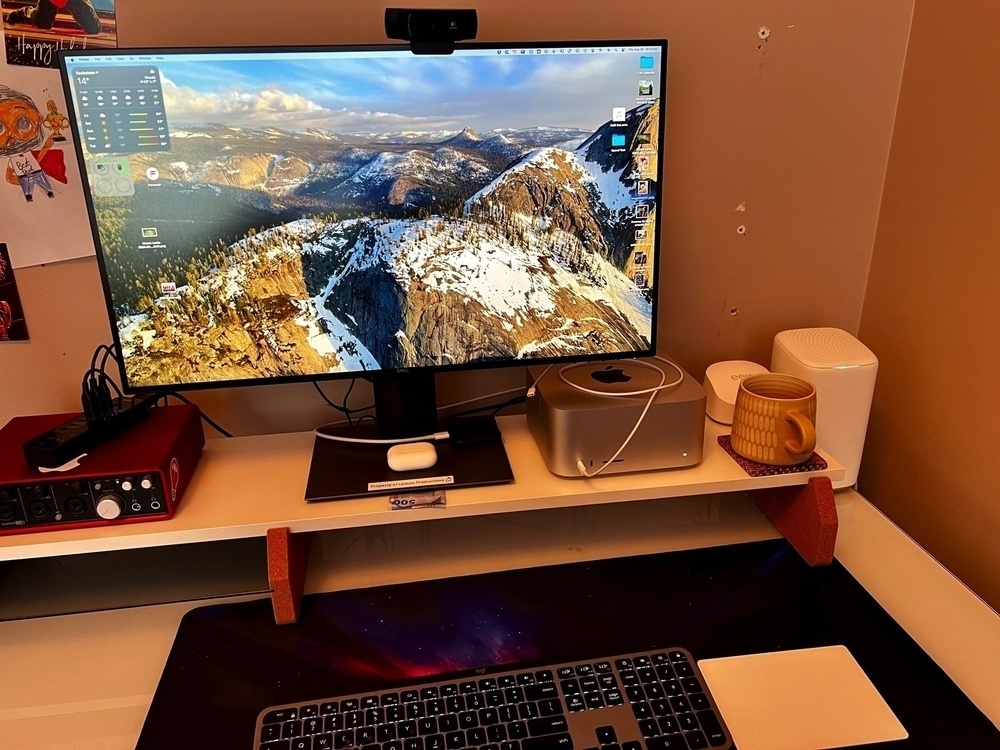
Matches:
[[95, 494, 124, 520]]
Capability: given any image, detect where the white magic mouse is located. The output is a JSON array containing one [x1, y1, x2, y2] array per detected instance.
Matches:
[[387, 441, 438, 472]]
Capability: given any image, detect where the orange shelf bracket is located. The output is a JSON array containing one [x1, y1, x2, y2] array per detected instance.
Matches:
[[749, 476, 838, 566], [267, 527, 314, 624]]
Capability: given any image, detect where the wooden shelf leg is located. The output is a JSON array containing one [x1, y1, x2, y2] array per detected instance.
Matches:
[[267, 527, 313, 624], [748, 476, 838, 566]]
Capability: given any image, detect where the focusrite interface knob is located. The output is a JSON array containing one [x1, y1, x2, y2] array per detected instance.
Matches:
[[95, 494, 124, 520]]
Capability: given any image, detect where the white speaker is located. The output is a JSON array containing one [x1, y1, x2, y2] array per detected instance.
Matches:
[[770, 328, 878, 486]]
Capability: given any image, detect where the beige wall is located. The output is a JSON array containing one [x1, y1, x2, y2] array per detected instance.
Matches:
[[0, 0, 913, 436], [858, 0, 1000, 611]]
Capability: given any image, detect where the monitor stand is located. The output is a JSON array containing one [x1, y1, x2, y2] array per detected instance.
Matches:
[[304, 371, 514, 502]]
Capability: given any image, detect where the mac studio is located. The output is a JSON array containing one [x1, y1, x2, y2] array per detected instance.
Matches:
[[0, 2, 998, 749]]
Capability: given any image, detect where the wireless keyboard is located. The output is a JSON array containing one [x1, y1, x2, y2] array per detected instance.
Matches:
[[254, 648, 732, 750]]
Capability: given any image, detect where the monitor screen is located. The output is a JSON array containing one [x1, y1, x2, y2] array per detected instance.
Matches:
[[59, 41, 666, 403]]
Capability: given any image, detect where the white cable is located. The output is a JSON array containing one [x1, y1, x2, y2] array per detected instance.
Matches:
[[313, 427, 450, 445], [576, 385, 660, 478], [557, 358, 683, 397]]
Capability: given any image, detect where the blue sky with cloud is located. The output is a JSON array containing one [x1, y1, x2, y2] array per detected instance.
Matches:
[[153, 47, 661, 135]]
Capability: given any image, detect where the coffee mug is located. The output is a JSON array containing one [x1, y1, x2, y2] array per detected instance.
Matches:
[[730, 373, 817, 465]]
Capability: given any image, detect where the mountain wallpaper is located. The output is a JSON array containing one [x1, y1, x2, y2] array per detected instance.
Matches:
[[85, 51, 661, 387]]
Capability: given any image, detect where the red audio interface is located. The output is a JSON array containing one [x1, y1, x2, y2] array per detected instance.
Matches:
[[0, 404, 205, 536]]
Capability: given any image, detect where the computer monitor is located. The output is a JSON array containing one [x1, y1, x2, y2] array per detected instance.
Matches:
[[58, 40, 667, 440]]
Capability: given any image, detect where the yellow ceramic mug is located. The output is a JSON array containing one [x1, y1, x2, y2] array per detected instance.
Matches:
[[730, 373, 817, 465]]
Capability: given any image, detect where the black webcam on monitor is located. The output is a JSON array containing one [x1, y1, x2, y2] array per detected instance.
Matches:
[[384, 7, 478, 53]]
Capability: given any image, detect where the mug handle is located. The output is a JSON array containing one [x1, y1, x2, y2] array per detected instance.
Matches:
[[784, 410, 817, 456]]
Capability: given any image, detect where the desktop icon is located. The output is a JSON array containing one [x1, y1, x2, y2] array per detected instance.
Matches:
[[612, 107, 627, 122], [639, 55, 655, 69], [638, 81, 653, 96], [611, 134, 627, 148]]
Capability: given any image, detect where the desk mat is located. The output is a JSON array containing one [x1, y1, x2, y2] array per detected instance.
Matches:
[[137, 539, 998, 749]]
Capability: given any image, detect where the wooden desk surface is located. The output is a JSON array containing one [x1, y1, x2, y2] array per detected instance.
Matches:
[[0, 489, 997, 748]]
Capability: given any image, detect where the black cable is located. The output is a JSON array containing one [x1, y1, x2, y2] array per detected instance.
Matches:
[[445, 393, 526, 421], [163, 391, 234, 438], [312, 378, 374, 427]]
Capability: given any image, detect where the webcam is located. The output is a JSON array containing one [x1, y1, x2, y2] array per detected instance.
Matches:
[[385, 8, 478, 54]]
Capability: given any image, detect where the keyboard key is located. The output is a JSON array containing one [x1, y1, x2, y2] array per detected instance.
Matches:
[[685, 731, 709, 749], [261, 724, 283, 742], [466, 693, 486, 710], [378, 725, 398, 742], [678, 713, 699, 733], [658, 716, 680, 735], [526, 716, 569, 736], [646, 736, 689, 750], [583, 693, 605, 709], [521, 733, 573, 750], [518, 702, 540, 720], [603, 689, 624, 707], [595, 726, 617, 745], [487, 724, 508, 743], [674, 663, 694, 679], [419, 718, 438, 734], [264, 708, 298, 724], [526, 683, 559, 701], [538, 699, 563, 717], [696, 709, 728, 747], [468, 728, 488, 745], [688, 693, 710, 711], [508, 721, 528, 739]]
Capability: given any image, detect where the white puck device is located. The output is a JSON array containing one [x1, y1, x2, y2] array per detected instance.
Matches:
[[386, 441, 438, 472], [703, 360, 770, 425]]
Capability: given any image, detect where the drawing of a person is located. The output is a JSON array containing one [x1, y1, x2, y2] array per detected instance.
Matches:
[[42, 99, 69, 141], [5, 0, 102, 35], [1, 84, 68, 202]]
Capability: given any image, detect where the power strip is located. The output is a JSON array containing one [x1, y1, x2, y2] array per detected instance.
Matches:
[[22, 396, 157, 469]]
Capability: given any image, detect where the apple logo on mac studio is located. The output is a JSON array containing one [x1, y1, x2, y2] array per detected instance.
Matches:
[[591, 366, 632, 385]]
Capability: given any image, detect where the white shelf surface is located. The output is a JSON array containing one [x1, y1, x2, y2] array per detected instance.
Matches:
[[0, 416, 844, 561]]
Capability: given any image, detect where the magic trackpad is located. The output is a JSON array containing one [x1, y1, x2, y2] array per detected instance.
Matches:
[[698, 645, 908, 750]]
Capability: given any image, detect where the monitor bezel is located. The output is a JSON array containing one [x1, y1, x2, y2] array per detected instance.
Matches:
[[58, 38, 668, 398]]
